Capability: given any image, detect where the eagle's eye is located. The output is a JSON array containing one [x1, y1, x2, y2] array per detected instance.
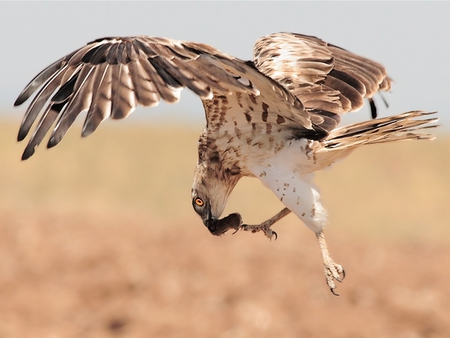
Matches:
[[194, 197, 204, 207]]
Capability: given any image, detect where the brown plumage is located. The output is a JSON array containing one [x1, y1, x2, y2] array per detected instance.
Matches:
[[14, 32, 437, 294]]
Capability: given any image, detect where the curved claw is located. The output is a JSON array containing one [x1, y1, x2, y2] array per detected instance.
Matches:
[[261, 228, 278, 241], [337, 268, 346, 282], [333, 267, 346, 283], [324, 262, 345, 295], [272, 231, 278, 241], [330, 287, 340, 297]]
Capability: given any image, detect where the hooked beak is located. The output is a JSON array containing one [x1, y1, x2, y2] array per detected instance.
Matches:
[[203, 212, 242, 236]]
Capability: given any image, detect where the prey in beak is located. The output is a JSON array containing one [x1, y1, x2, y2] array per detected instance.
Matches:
[[203, 212, 242, 236]]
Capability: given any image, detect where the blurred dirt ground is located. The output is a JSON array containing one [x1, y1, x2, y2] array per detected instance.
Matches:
[[0, 210, 449, 338], [0, 122, 449, 337]]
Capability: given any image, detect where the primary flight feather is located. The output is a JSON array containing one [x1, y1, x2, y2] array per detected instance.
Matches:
[[14, 32, 437, 294]]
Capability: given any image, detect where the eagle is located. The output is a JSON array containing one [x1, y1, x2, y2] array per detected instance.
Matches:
[[14, 32, 437, 295]]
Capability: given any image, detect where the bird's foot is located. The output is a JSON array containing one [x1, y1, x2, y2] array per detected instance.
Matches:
[[240, 221, 278, 240], [323, 259, 345, 296], [316, 230, 345, 296], [239, 207, 291, 241]]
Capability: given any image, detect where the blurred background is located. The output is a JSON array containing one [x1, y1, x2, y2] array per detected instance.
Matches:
[[1, 2, 449, 337]]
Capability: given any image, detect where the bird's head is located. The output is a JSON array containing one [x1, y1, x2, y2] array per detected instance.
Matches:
[[191, 162, 242, 236]]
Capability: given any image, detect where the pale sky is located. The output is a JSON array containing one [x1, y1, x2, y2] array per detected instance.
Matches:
[[2, 1, 449, 128]]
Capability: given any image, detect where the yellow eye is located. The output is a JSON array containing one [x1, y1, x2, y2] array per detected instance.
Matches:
[[194, 197, 204, 207]]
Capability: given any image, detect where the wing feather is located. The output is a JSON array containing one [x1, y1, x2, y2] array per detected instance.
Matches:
[[82, 63, 112, 136], [22, 104, 63, 160], [110, 63, 136, 119], [17, 66, 77, 141], [15, 35, 310, 159], [323, 74, 365, 110], [253, 32, 393, 132], [14, 57, 66, 106], [127, 60, 160, 106], [138, 57, 181, 103], [48, 65, 96, 148]]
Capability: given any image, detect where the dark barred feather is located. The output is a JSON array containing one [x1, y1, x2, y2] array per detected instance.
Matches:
[[15, 32, 430, 162], [253, 32, 393, 133]]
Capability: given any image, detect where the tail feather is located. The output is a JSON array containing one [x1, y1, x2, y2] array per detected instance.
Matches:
[[324, 110, 438, 150], [307, 110, 438, 172]]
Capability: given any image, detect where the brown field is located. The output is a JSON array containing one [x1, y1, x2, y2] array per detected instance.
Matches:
[[0, 119, 449, 337]]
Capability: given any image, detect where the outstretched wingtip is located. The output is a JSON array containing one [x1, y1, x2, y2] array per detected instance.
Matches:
[[17, 128, 28, 142], [14, 57, 66, 108], [14, 86, 38, 107], [21, 146, 35, 161], [14, 95, 27, 107], [46, 135, 60, 149]]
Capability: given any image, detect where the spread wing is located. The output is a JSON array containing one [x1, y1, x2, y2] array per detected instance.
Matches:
[[253, 32, 392, 131], [14, 35, 314, 160]]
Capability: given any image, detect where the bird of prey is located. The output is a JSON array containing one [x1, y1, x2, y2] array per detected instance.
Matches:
[[14, 32, 437, 295]]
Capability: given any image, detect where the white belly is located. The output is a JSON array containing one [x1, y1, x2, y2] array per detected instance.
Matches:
[[247, 138, 328, 233]]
